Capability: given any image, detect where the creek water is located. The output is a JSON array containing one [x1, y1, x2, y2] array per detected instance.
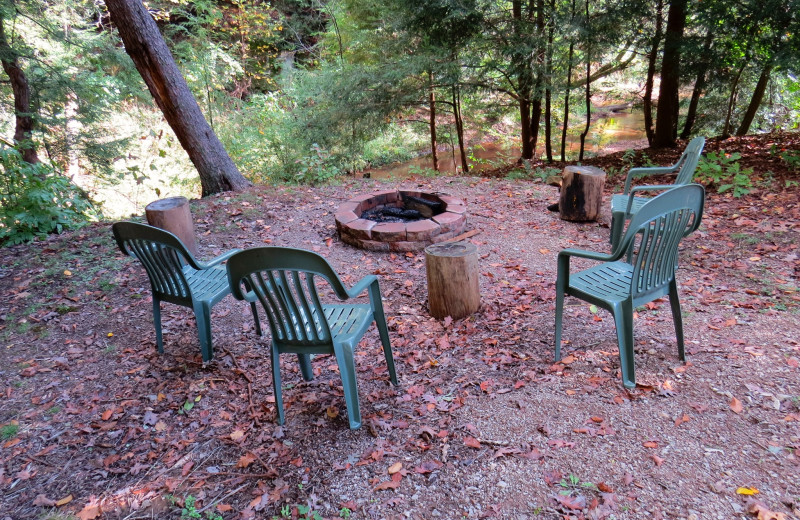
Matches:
[[364, 107, 647, 179]]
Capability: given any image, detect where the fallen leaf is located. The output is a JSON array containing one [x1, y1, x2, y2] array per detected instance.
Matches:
[[464, 436, 481, 449], [101, 409, 114, 421], [650, 455, 664, 466], [373, 472, 402, 491], [387, 462, 403, 474], [736, 486, 759, 495], [730, 397, 744, 414], [554, 494, 586, 510], [745, 499, 787, 520], [237, 453, 257, 468], [33, 495, 56, 507], [230, 429, 245, 441], [56, 494, 73, 506], [76, 504, 101, 520], [643, 441, 659, 448]]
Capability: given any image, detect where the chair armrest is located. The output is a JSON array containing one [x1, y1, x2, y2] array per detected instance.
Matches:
[[623, 166, 678, 194], [558, 248, 615, 262], [198, 248, 242, 270], [346, 274, 379, 299]]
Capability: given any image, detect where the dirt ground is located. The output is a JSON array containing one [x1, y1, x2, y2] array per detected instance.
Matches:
[[1, 133, 799, 520]]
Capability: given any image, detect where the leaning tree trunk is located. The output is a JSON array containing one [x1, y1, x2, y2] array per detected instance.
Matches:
[[105, 0, 250, 197], [680, 31, 713, 139], [736, 62, 773, 136], [643, 0, 663, 146], [654, 0, 687, 147], [722, 60, 748, 138], [0, 18, 39, 164]]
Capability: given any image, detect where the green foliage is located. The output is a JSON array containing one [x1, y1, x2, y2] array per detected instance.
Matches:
[[0, 148, 99, 245], [165, 494, 222, 520], [695, 150, 754, 198], [1, 422, 19, 440]]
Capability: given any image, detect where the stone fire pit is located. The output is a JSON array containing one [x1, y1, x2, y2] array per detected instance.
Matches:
[[335, 189, 467, 251]]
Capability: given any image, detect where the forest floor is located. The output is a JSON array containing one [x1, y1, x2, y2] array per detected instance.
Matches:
[[1, 132, 799, 520]]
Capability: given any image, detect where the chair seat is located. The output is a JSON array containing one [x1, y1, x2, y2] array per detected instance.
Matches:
[[184, 265, 231, 303], [569, 261, 633, 303], [610, 193, 650, 214], [324, 304, 373, 345]]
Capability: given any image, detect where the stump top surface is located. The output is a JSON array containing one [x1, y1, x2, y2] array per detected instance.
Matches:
[[146, 196, 190, 211], [425, 241, 477, 257], [562, 165, 606, 177]]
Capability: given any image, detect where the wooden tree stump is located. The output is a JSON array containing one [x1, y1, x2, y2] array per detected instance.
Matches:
[[425, 242, 480, 320], [145, 196, 198, 255], [559, 165, 607, 221]]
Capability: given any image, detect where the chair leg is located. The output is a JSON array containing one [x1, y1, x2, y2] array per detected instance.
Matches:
[[554, 286, 565, 361], [250, 302, 263, 336], [333, 343, 362, 429], [374, 316, 398, 386], [669, 279, 686, 361], [297, 354, 314, 381], [153, 298, 164, 354], [612, 301, 636, 388], [271, 344, 285, 425], [194, 302, 214, 362]]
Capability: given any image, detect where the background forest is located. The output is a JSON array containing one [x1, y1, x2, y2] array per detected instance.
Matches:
[[1, 0, 799, 244]]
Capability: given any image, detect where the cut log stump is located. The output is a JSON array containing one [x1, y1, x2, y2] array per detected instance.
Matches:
[[425, 241, 480, 320], [145, 196, 198, 256], [559, 165, 607, 222]]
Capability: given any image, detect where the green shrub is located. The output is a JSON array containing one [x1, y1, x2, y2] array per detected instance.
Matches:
[[0, 147, 99, 245], [695, 150, 754, 198]]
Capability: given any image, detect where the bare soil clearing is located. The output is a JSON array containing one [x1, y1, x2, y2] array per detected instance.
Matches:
[[1, 133, 799, 520]]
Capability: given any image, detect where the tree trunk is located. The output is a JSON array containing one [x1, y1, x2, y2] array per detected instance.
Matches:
[[0, 18, 40, 164], [544, 0, 554, 162], [558, 165, 606, 222], [643, 0, 663, 146], [452, 86, 468, 173], [722, 61, 748, 138], [735, 62, 773, 136], [680, 31, 713, 139], [654, 0, 687, 147], [528, 0, 545, 158], [578, 0, 591, 161], [560, 0, 576, 162], [513, 0, 534, 160], [428, 72, 439, 171], [105, 0, 250, 197]]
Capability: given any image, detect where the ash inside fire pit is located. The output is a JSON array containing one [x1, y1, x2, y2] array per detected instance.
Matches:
[[361, 194, 445, 223]]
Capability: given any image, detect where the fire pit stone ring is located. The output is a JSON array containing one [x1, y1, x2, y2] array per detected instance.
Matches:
[[335, 189, 467, 251]]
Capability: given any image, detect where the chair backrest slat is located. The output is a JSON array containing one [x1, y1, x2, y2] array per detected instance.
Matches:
[[622, 185, 705, 300], [113, 223, 194, 301], [246, 266, 331, 346]]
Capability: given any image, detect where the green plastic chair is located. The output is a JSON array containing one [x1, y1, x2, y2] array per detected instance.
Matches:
[[226, 246, 398, 429], [610, 136, 705, 249], [112, 221, 260, 362], [555, 184, 705, 388]]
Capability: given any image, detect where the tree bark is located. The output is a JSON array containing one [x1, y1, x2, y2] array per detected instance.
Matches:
[[654, 0, 687, 147], [735, 62, 773, 136], [0, 17, 40, 164], [425, 242, 480, 320], [560, 0, 576, 162], [680, 30, 713, 139], [104, 0, 250, 197], [722, 60, 748, 138], [428, 72, 439, 171], [513, 0, 534, 160], [643, 0, 663, 146], [452, 86, 468, 173], [578, 0, 591, 161]]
